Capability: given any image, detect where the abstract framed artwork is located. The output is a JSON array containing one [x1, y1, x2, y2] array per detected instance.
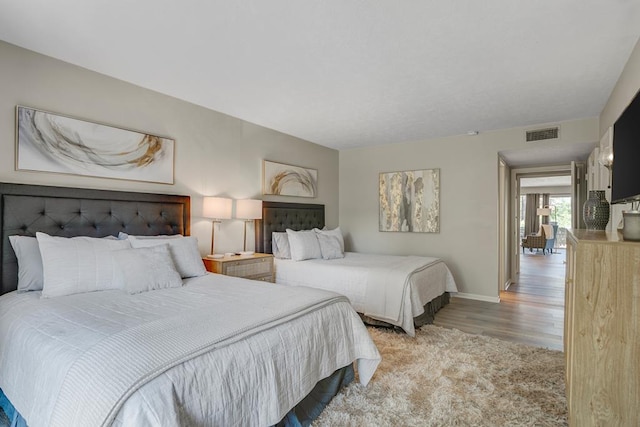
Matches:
[[15, 106, 175, 184], [263, 160, 318, 198], [379, 168, 440, 233]]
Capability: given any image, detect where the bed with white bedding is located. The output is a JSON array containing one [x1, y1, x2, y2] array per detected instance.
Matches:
[[256, 202, 458, 337], [275, 252, 457, 336], [0, 183, 381, 427]]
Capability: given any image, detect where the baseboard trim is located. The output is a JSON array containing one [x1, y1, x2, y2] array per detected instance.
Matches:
[[453, 292, 500, 303], [503, 279, 513, 291]]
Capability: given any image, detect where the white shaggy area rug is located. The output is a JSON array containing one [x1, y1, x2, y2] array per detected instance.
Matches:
[[315, 325, 567, 426]]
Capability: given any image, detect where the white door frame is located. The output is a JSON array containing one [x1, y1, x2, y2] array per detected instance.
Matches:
[[508, 165, 573, 286]]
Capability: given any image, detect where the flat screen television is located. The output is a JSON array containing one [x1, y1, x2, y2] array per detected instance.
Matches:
[[611, 89, 640, 204]]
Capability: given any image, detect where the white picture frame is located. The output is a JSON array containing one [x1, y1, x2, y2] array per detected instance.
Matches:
[[16, 106, 175, 184]]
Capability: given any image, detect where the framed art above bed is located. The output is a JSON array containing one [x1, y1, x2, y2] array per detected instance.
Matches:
[[16, 106, 175, 184], [262, 160, 318, 198]]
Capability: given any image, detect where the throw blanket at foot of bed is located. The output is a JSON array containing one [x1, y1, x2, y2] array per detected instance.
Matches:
[[363, 256, 441, 333]]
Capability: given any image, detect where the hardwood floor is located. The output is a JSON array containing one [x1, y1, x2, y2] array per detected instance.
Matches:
[[434, 249, 566, 351]]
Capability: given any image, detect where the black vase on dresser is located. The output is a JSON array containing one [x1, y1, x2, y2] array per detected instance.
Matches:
[[583, 190, 610, 230]]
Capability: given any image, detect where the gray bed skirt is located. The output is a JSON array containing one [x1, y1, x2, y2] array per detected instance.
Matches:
[[359, 292, 451, 331], [276, 364, 354, 426]]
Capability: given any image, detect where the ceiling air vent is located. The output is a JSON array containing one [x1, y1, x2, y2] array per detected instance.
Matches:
[[525, 127, 559, 142]]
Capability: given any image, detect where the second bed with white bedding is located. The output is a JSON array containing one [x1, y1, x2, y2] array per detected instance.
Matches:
[[275, 252, 458, 336]]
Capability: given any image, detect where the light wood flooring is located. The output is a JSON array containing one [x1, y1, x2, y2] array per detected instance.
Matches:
[[433, 249, 566, 351]]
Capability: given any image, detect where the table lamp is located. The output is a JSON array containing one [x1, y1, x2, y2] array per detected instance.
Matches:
[[236, 199, 262, 254], [203, 196, 232, 258]]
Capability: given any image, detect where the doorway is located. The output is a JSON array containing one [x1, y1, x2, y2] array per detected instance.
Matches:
[[507, 172, 571, 305]]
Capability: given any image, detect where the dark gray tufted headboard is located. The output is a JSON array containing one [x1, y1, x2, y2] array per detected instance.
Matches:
[[256, 201, 325, 254], [1, 182, 190, 295]]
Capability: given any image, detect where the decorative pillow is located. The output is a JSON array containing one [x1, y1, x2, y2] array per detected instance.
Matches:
[[272, 232, 291, 259], [36, 232, 132, 298], [314, 227, 345, 253], [112, 245, 183, 294], [286, 229, 322, 261], [8, 235, 44, 292], [128, 235, 206, 278], [317, 234, 345, 260]]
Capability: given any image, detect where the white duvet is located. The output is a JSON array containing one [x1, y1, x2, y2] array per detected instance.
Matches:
[[0, 273, 381, 427], [275, 252, 458, 336]]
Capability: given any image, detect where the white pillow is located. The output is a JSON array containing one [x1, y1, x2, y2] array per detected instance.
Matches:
[[9, 235, 44, 292], [286, 229, 322, 261], [112, 245, 183, 294], [128, 235, 206, 278], [317, 233, 345, 260], [314, 227, 345, 253], [118, 232, 183, 240], [272, 232, 291, 259], [36, 232, 132, 298]]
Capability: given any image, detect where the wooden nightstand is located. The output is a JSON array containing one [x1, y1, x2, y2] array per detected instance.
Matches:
[[202, 253, 274, 283]]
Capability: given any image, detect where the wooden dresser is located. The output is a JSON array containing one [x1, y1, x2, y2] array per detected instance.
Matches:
[[564, 229, 640, 426]]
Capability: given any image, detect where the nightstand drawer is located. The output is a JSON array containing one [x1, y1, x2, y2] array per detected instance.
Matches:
[[203, 253, 274, 283], [223, 257, 271, 277]]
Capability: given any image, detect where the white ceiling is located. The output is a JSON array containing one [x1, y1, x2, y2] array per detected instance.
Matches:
[[1, 1, 639, 152]]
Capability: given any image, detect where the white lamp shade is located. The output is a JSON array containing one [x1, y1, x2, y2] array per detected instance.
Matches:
[[203, 197, 232, 219], [537, 207, 551, 216], [236, 199, 263, 220]]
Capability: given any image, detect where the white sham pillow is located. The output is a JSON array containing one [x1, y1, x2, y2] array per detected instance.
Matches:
[[8, 235, 44, 292], [317, 234, 345, 260], [286, 229, 322, 261], [314, 227, 345, 253], [112, 245, 183, 294], [128, 235, 206, 278], [36, 232, 131, 298], [271, 232, 291, 259], [118, 232, 183, 240]]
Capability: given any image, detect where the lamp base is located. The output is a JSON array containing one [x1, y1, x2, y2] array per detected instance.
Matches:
[[205, 253, 224, 259], [239, 251, 255, 256]]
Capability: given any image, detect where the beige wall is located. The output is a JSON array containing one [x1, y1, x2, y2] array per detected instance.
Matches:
[[599, 37, 640, 229], [339, 118, 598, 300], [0, 41, 339, 255], [600, 38, 640, 135]]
